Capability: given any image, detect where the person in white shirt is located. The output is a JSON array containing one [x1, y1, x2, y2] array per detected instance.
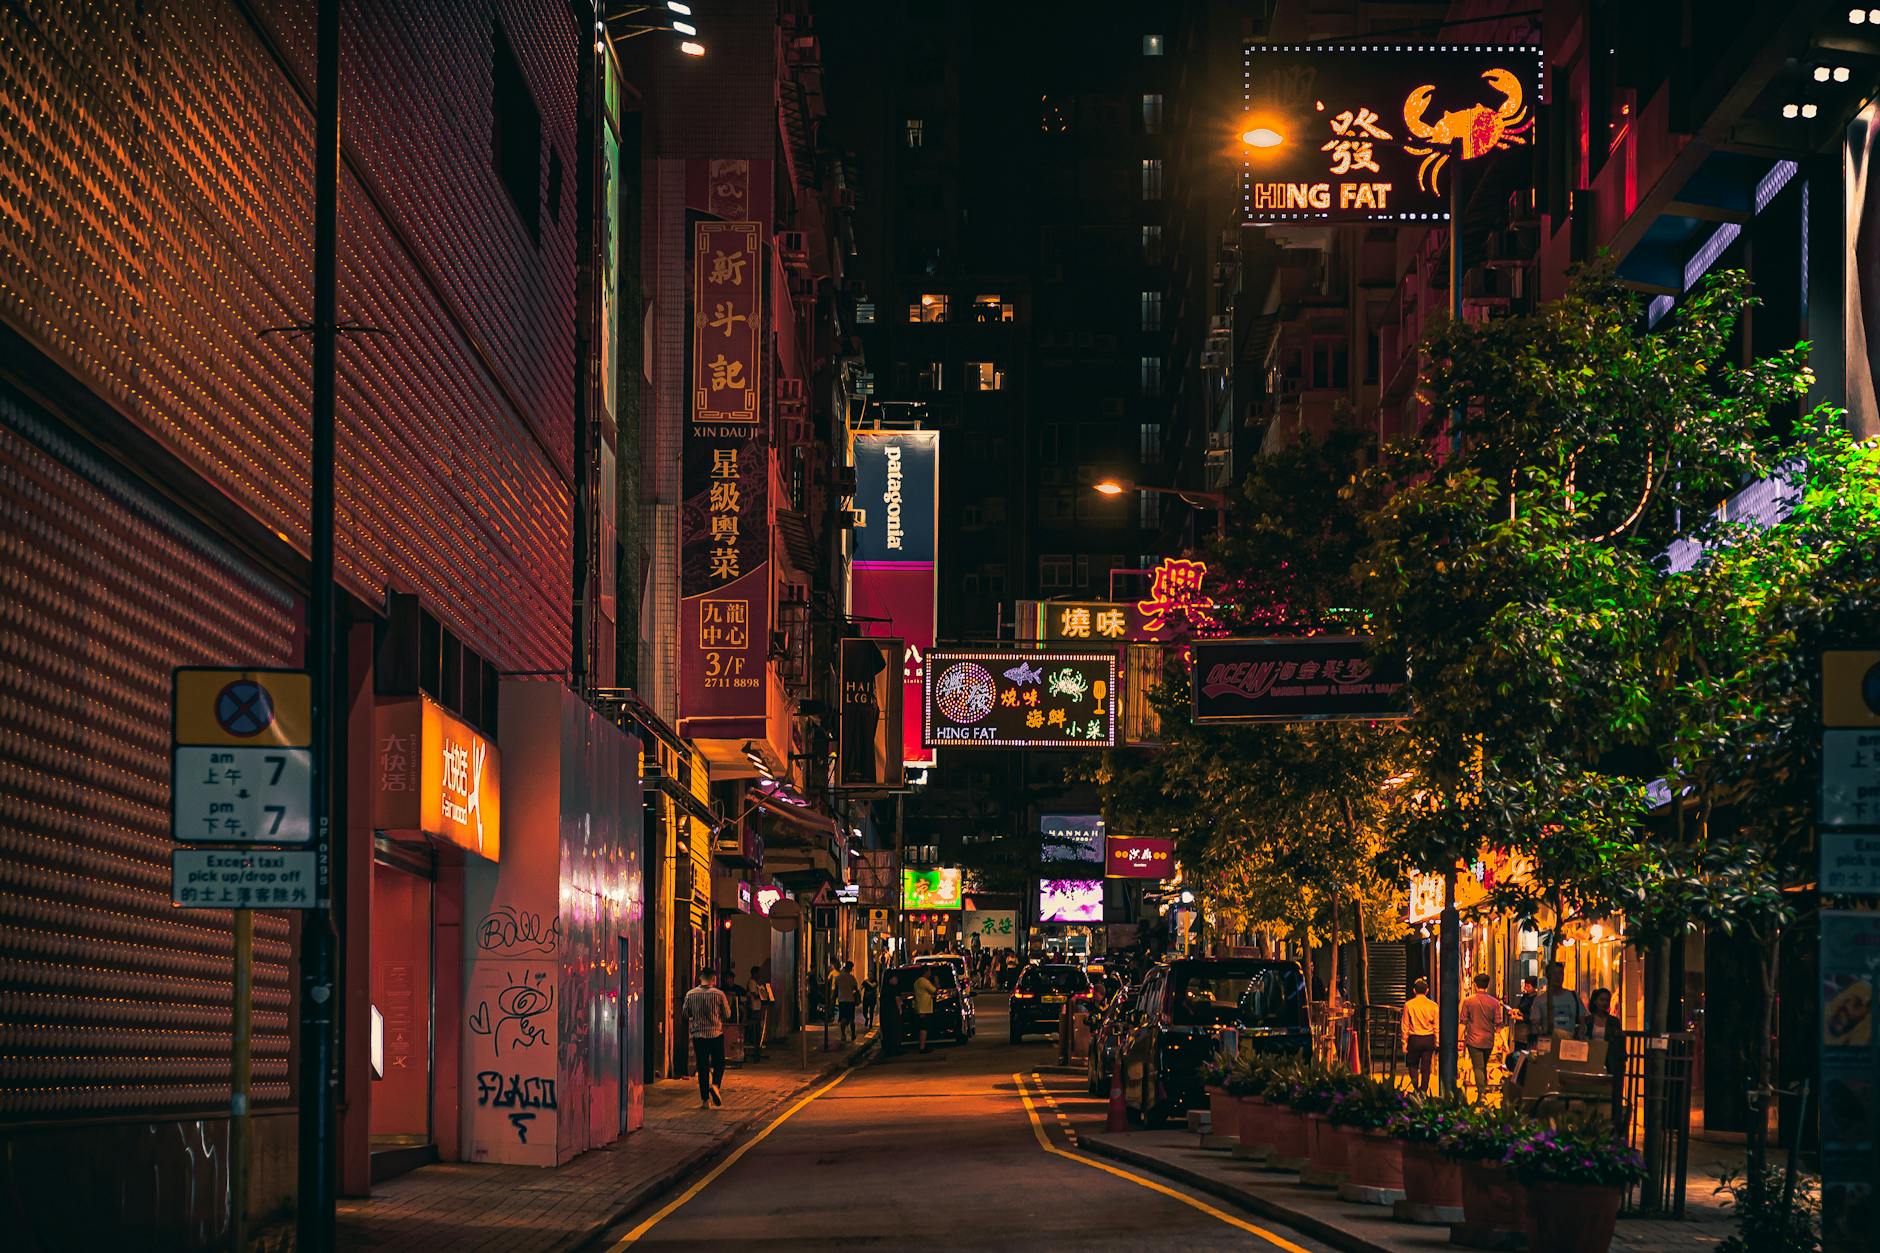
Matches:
[[682, 969, 731, 1108]]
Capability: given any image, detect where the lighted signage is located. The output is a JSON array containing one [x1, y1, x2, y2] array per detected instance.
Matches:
[[1190, 636, 1408, 724], [923, 650, 1118, 749], [852, 430, 939, 768], [1106, 835, 1175, 879], [753, 884, 785, 917], [965, 908, 1017, 949], [680, 213, 770, 735], [838, 636, 903, 790], [1020, 600, 1172, 643], [1405, 848, 1529, 924], [374, 695, 501, 860], [902, 868, 963, 911], [1040, 814, 1105, 869], [737, 881, 754, 913], [1038, 879, 1104, 924], [1241, 45, 1542, 224], [1136, 558, 1215, 634]]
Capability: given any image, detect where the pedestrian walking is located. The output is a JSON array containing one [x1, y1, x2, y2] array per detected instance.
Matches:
[[861, 973, 878, 1029], [746, 964, 775, 1061], [911, 967, 939, 1054], [683, 968, 731, 1108], [1534, 960, 1585, 1039], [1460, 973, 1507, 1102], [834, 961, 861, 1042], [1400, 977, 1439, 1096]]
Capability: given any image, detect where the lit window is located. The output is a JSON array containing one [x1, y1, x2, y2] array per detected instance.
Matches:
[[1141, 225, 1163, 263], [908, 293, 949, 323], [1140, 290, 1163, 331], [969, 361, 1005, 391], [1140, 422, 1161, 465], [918, 361, 945, 391], [1139, 491, 1158, 529], [906, 118, 925, 148], [1142, 34, 1163, 56], [856, 301, 876, 325], [1041, 555, 1073, 589], [973, 294, 1014, 322], [1141, 158, 1163, 200], [1142, 93, 1164, 134], [1139, 355, 1162, 396]]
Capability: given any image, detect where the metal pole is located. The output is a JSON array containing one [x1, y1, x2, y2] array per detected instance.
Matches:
[[298, 0, 340, 1244], [1437, 156, 1465, 1101], [231, 908, 253, 1252]]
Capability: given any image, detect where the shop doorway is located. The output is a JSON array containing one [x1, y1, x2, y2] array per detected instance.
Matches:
[[370, 853, 435, 1176]]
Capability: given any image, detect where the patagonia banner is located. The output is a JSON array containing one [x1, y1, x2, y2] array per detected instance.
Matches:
[[852, 430, 938, 767]]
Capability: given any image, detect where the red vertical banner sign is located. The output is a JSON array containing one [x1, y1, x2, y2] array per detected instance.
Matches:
[[851, 430, 939, 768], [680, 218, 768, 732]]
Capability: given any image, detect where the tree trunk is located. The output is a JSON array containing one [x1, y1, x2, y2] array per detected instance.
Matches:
[[1749, 926, 1783, 1207], [1330, 893, 1344, 1007]]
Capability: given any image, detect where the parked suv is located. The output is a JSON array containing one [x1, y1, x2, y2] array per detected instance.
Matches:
[[1008, 962, 1094, 1043], [882, 963, 971, 1048], [914, 953, 976, 1037], [1120, 958, 1308, 1124]]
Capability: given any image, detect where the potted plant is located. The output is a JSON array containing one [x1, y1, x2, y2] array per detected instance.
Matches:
[[1201, 1058, 1238, 1145], [1291, 1065, 1356, 1187], [1387, 1097, 1472, 1224], [1325, 1075, 1413, 1204], [1226, 1056, 1274, 1157], [1502, 1120, 1647, 1253], [1442, 1103, 1535, 1247], [1256, 1060, 1313, 1170]]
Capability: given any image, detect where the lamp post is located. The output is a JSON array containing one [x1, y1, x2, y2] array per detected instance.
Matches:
[[1092, 479, 1228, 541]]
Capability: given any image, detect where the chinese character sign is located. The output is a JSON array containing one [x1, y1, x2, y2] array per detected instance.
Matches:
[[963, 909, 1017, 949], [693, 222, 761, 423], [922, 651, 1118, 749], [1242, 45, 1541, 223], [1020, 600, 1168, 643], [1136, 558, 1216, 634], [1105, 836, 1175, 879], [1191, 636, 1408, 723]]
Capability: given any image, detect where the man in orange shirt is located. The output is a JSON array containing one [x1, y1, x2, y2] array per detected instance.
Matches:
[[1460, 973, 1507, 1102], [1400, 977, 1440, 1096]]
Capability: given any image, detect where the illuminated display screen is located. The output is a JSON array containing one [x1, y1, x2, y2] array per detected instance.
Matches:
[[902, 868, 963, 910], [1106, 836, 1175, 879], [1038, 879, 1104, 924], [922, 650, 1118, 749], [1241, 45, 1542, 224]]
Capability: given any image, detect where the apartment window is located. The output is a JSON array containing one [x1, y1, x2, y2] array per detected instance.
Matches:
[[1141, 158, 1163, 200], [1142, 34, 1164, 56], [918, 360, 945, 391], [1075, 555, 1091, 587], [1141, 93, 1164, 134], [492, 21, 542, 243], [985, 563, 1006, 597], [1140, 422, 1162, 465], [1141, 225, 1163, 264], [1139, 355, 1162, 396], [1140, 290, 1163, 332], [909, 293, 949, 323], [973, 294, 1014, 322], [969, 361, 1005, 391], [1040, 555, 1074, 590], [1310, 340, 1349, 389], [1044, 492, 1075, 523], [906, 117, 925, 148], [1139, 491, 1159, 529], [856, 301, 877, 325]]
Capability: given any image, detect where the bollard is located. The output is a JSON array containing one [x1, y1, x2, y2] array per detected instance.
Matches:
[[1058, 1000, 1072, 1066], [1106, 1052, 1129, 1132]]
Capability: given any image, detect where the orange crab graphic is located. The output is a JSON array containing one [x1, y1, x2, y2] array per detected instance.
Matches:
[[1402, 68, 1532, 195]]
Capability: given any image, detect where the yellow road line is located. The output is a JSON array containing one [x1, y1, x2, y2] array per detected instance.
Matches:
[[605, 1067, 856, 1248], [1013, 1072, 1314, 1253]]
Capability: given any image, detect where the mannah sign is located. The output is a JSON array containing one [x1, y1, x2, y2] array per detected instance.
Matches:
[[1241, 44, 1542, 224]]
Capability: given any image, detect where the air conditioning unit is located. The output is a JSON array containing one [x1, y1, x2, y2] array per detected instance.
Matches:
[[1201, 350, 1226, 369], [1208, 313, 1232, 334], [856, 301, 877, 324], [777, 230, 809, 270], [1206, 431, 1232, 451], [833, 466, 857, 495]]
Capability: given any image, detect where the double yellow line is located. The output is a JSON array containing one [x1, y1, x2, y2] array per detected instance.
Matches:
[[1012, 1071, 1315, 1252]]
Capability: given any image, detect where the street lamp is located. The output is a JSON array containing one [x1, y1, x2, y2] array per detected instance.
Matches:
[[1241, 127, 1284, 148], [600, 1, 705, 55], [1092, 478, 1228, 511]]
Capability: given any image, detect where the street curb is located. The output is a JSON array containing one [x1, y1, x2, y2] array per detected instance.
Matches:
[[565, 1033, 880, 1252], [1078, 1135, 1398, 1253]]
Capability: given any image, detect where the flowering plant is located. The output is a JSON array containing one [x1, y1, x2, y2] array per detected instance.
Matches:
[[1225, 1056, 1279, 1098], [1322, 1074, 1412, 1129], [1385, 1095, 1473, 1144], [1438, 1103, 1535, 1161], [1268, 1061, 1354, 1114], [1500, 1124, 1646, 1187], [1200, 1059, 1230, 1090]]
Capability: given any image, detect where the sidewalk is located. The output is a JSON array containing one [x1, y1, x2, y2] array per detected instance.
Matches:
[[327, 1028, 875, 1252], [1079, 1126, 1742, 1253]]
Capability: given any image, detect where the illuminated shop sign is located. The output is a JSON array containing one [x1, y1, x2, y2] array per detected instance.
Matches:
[[1105, 836, 1175, 880], [923, 650, 1119, 749], [374, 695, 501, 860], [1241, 45, 1542, 224], [1040, 814, 1105, 869], [903, 868, 963, 910], [1039, 879, 1104, 924], [1190, 636, 1407, 724]]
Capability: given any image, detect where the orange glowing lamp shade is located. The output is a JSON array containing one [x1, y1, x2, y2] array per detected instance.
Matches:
[[1242, 127, 1285, 148], [679, 40, 705, 56], [1093, 480, 1128, 496]]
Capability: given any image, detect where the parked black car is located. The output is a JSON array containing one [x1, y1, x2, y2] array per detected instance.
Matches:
[[1119, 958, 1309, 1124], [880, 963, 970, 1050], [1084, 980, 1139, 1094], [1008, 962, 1095, 1043]]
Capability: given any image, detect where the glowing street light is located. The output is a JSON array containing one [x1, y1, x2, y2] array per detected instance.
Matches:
[[1092, 478, 1227, 509], [1093, 479, 1127, 496], [680, 39, 705, 56], [1241, 126, 1285, 148]]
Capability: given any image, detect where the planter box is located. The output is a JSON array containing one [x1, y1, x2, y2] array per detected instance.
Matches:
[[1234, 1096, 1271, 1160], [1522, 1179, 1622, 1253], [1299, 1114, 1349, 1188], [1337, 1128, 1407, 1205], [1263, 1105, 1310, 1171], [1451, 1158, 1527, 1251], [1393, 1140, 1464, 1224], [1206, 1087, 1240, 1147]]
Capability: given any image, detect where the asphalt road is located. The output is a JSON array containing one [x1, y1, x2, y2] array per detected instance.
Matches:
[[598, 992, 1333, 1252]]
